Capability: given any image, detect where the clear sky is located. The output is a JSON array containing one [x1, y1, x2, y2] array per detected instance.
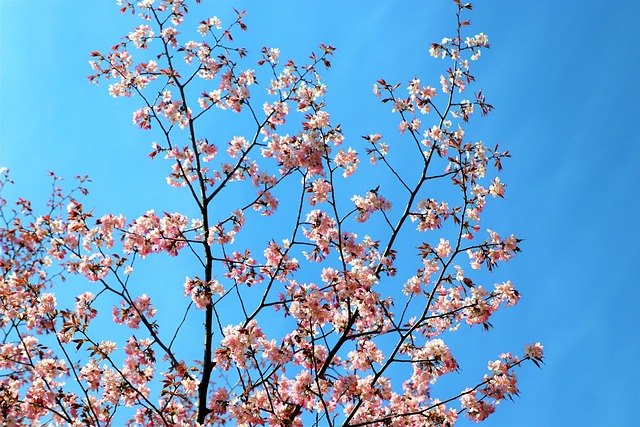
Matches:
[[1, 1, 639, 426]]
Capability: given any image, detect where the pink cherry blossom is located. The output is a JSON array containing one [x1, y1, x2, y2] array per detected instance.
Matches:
[[0, 2, 542, 425]]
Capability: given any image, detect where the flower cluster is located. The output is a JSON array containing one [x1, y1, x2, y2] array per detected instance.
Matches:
[[184, 276, 224, 309], [112, 294, 156, 329], [351, 190, 392, 222], [123, 210, 189, 257]]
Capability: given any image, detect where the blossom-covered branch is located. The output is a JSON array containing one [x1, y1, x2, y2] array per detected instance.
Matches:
[[0, 0, 542, 426]]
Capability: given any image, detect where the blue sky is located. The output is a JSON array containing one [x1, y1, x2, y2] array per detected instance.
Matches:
[[1, 1, 639, 426]]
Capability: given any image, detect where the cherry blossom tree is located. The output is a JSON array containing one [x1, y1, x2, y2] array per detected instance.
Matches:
[[0, 0, 543, 425]]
